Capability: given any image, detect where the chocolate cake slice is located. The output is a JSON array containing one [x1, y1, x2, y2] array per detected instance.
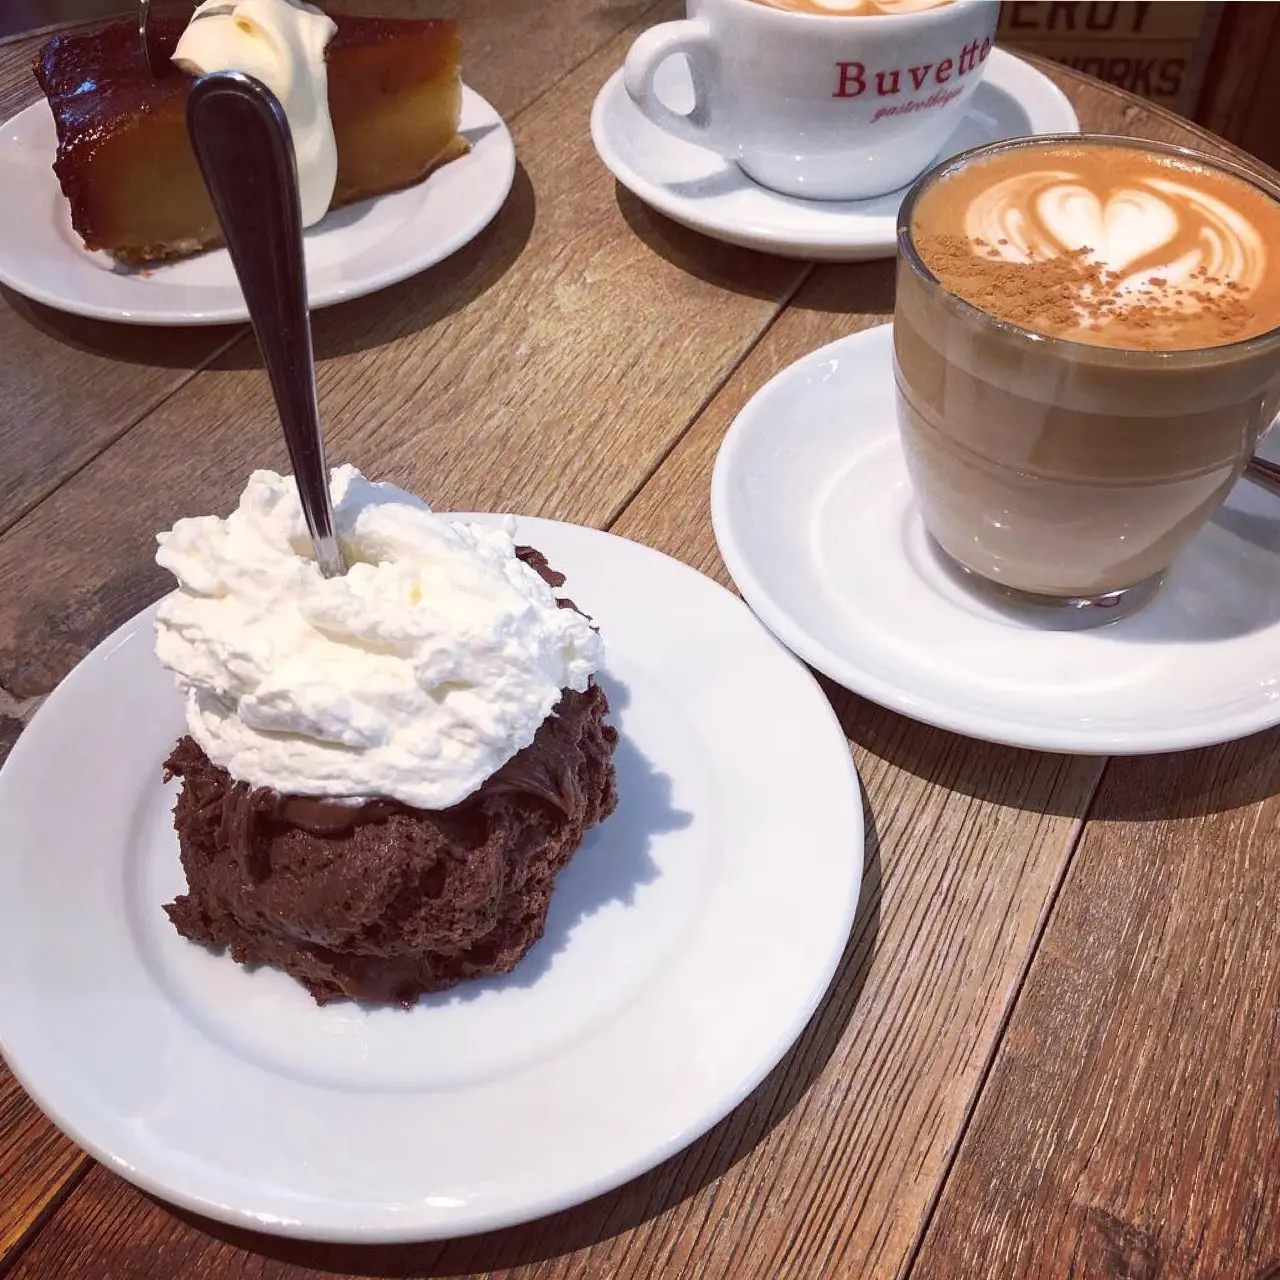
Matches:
[[162, 547, 618, 1006]]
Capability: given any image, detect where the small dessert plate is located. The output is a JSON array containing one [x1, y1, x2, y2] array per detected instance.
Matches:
[[712, 323, 1280, 754], [0, 519, 863, 1242], [590, 49, 1078, 262], [0, 85, 515, 325]]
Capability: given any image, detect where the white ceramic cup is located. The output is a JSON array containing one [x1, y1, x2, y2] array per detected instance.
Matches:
[[623, 0, 1000, 201]]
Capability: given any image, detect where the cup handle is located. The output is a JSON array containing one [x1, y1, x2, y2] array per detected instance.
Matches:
[[623, 20, 724, 153]]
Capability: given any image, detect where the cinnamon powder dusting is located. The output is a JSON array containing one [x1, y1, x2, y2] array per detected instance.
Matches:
[[913, 234, 1262, 351]]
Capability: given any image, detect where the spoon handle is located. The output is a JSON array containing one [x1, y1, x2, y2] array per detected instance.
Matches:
[[138, 0, 159, 76], [186, 71, 346, 579]]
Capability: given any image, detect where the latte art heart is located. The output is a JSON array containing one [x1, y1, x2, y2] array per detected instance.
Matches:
[[1034, 185, 1178, 274], [964, 169, 1268, 300], [913, 139, 1280, 350]]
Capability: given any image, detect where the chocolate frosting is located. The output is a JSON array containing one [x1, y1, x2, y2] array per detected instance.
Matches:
[[163, 680, 619, 1006], [210, 730, 586, 875]]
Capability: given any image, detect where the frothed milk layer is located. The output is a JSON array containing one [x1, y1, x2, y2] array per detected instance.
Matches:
[[747, 0, 953, 13], [911, 140, 1280, 349]]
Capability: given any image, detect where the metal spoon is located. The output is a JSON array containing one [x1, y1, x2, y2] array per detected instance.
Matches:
[[138, 0, 160, 76], [1245, 456, 1280, 499], [186, 71, 347, 578]]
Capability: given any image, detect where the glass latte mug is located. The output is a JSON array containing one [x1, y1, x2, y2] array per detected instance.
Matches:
[[893, 133, 1280, 621]]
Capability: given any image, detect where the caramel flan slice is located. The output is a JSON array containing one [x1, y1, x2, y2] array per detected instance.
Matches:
[[34, 13, 469, 264]]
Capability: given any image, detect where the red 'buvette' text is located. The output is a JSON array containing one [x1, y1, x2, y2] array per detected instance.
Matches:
[[833, 36, 993, 102]]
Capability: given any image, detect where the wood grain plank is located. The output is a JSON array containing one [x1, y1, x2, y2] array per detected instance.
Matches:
[[1194, 1, 1280, 146], [0, 2, 798, 704], [603, 269, 1104, 1280], [0, 714, 21, 761], [904, 74, 1280, 1280], [912, 733, 1280, 1278], [0, 6, 118, 43], [0, 1065, 86, 1262], [0, 30, 242, 536], [0, 0, 665, 538]]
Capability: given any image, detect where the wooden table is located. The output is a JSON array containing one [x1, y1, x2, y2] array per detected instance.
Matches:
[[2, 5, 1278, 1277]]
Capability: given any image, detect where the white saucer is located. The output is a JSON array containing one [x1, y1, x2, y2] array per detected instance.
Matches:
[[0, 85, 515, 325], [711, 324, 1280, 755], [0, 518, 862, 1242], [590, 49, 1078, 262]]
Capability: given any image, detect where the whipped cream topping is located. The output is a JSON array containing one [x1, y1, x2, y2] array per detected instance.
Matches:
[[964, 168, 1268, 304], [154, 467, 603, 810], [174, 0, 338, 227]]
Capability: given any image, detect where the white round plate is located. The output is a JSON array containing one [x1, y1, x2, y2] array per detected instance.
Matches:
[[590, 49, 1078, 262], [711, 324, 1280, 754], [0, 85, 515, 325], [0, 518, 862, 1242]]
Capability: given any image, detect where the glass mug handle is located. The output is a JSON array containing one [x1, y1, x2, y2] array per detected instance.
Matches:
[[623, 20, 725, 153], [1241, 395, 1280, 497]]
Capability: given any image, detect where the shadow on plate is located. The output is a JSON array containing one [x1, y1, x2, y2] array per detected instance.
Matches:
[[1096, 498, 1280, 646], [661, 165, 748, 202], [3, 160, 536, 366], [919, 490, 1280, 648], [830, 660, 1280, 821], [308, 197, 378, 236], [941, 79, 1034, 159], [461, 121, 501, 149], [161, 783, 882, 1275], [661, 166, 903, 215]]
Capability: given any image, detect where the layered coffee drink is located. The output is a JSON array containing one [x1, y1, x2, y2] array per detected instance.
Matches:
[[894, 135, 1280, 607], [749, 0, 954, 13]]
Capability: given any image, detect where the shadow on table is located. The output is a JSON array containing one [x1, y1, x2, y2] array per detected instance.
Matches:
[[1, 285, 240, 369], [614, 183, 805, 300], [1084, 726, 1280, 822], [827, 673, 1280, 821], [4, 161, 536, 368], [820, 676, 1104, 818], [162, 799, 883, 1275], [786, 259, 895, 317], [614, 183, 898, 319], [310, 160, 536, 362]]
